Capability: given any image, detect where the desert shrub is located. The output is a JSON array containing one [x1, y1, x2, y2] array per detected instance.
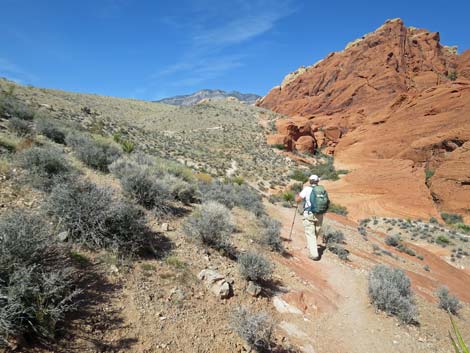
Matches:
[[385, 235, 401, 247], [455, 223, 470, 234], [46, 179, 147, 254], [328, 203, 348, 216], [230, 306, 273, 352], [448, 70, 458, 81], [368, 265, 418, 323], [328, 244, 350, 261], [323, 228, 345, 245], [36, 119, 67, 144], [441, 213, 463, 225], [167, 175, 200, 205], [0, 210, 77, 345], [0, 133, 20, 152], [429, 217, 438, 224], [259, 216, 284, 253], [8, 117, 33, 136], [272, 143, 285, 150], [199, 181, 265, 217], [309, 156, 347, 181], [18, 146, 75, 191], [323, 228, 349, 260], [290, 169, 308, 182], [281, 191, 295, 204], [121, 140, 135, 153], [436, 286, 462, 315], [238, 252, 273, 282], [289, 182, 303, 193], [436, 235, 450, 246], [182, 201, 233, 253], [0, 94, 35, 121], [119, 167, 172, 210], [66, 133, 121, 172], [111, 155, 199, 208]]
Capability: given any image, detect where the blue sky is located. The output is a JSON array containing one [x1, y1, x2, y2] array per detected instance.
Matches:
[[1, 0, 469, 100]]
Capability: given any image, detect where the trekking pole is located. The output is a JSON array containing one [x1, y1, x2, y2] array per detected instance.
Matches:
[[288, 203, 298, 241]]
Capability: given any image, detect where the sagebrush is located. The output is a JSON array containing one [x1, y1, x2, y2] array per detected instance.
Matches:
[[238, 252, 273, 283], [368, 265, 417, 323], [230, 306, 273, 352], [182, 201, 233, 253]]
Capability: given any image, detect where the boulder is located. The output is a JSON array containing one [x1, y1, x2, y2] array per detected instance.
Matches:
[[294, 135, 316, 154], [246, 281, 262, 297], [198, 269, 232, 299]]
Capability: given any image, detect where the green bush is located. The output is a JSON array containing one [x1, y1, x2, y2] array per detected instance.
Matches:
[[448, 70, 458, 81], [199, 181, 265, 217], [328, 203, 348, 216], [290, 169, 308, 182], [0, 210, 78, 345], [36, 119, 67, 144], [259, 216, 284, 253], [455, 223, 470, 234], [66, 133, 122, 172], [18, 146, 75, 191], [46, 179, 148, 254], [0, 94, 35, 121], [368, 265, 418, 323], [230, 306, 273, 352], [8, 117, 33, 136], [385, 235, 401, 247], [442, 213, 464, 225], [121, 140, 135, 153], [182, 201, 234, 253], [436, 286, 462, 315], [238, 252, 273, 282], [436, 235, 451, 246]]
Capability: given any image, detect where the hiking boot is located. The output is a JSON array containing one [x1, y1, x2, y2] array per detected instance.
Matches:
[[308, 256, 320, 261]]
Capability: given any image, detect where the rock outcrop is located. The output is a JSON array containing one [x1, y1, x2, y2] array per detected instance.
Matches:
[[259, 19, 470, 221]]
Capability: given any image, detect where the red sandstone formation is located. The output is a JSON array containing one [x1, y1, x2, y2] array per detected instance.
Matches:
[[259, 19, 470, 221]]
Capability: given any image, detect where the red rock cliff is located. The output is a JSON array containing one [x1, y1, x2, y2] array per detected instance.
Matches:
[[258, 19, 470, 221]]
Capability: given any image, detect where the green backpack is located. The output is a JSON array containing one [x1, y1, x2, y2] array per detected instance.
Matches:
[[306, 185, 329, 214]]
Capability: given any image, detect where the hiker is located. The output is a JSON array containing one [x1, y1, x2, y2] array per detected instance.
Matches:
[[295, 174, 329, 261]]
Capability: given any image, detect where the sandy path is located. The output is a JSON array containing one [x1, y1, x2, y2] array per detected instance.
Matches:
[[266, 203, 432, 353]]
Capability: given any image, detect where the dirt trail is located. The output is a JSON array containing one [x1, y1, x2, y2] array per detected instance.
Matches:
[[265, 203, 465, 353]]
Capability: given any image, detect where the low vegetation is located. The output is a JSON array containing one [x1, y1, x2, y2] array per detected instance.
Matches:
[[328, 203, 348, 216], [436, 286, 462, 315], [323, 228, 349, 261], [259, 216, 284, 253], [368, 265, 417, 324], [199, 180, 265, 217], [46, 179, 148, 254], [238, 252, 273, 283], [230, 306, 273, 352], [18, 146, 76, 191], [66, 132, 122, 172], [0, 210, 78, 345], [182, 201, 234, 254]]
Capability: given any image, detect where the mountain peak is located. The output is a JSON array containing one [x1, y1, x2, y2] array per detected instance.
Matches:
[[156, 89, 260, 106]]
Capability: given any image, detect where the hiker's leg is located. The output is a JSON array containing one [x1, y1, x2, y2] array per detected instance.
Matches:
[[314, 213, 324, 241], [303, 213, 319, 258]]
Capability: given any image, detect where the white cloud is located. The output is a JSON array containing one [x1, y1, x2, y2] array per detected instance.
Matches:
[[137, 0, 296, 97]]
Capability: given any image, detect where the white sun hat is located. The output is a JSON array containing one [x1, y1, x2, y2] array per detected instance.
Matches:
[[309, 174, 320, 182]]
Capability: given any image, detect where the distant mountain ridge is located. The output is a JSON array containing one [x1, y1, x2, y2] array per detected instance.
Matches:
[[155, 89, 260, 106]]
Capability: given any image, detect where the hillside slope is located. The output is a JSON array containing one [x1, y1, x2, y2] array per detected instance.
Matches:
[[0, 79, 290, 187], [258, 19, 470, 221]]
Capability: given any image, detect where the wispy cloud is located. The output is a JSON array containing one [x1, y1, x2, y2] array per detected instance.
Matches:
[[138, 0, 296, 98], [0, 57, 37, 83]]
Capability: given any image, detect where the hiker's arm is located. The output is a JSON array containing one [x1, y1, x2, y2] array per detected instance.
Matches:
[[295, 189, 306, 203]]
